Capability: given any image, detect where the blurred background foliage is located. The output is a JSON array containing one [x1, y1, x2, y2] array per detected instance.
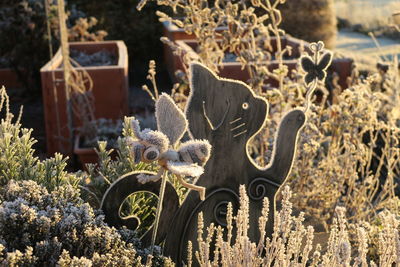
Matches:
[[0, 0, 341, 94], [65, 0, 167, 82], [0, 0, 167, 94]]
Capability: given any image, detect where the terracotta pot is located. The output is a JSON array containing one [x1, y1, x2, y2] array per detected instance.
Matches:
[[74, 135, 98, 169], [174, 36, 301, 88], [162, 21, 228, 82], [329, 57, 354, 90], [74, 135, 119, 170], [173, 36, 353, 90], [40, 41, 129, 156], [0, 68, 23, 89]]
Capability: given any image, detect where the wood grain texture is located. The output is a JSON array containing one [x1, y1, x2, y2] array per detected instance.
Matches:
[[163, 63, 306, 265]]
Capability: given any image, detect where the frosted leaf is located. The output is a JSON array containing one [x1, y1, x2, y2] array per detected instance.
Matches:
[[155, 93, 188, 146], [167, 161, 204, 177], [130, 117, 142, 139]]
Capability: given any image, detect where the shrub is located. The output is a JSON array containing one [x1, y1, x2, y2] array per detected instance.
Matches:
[[189, 185, 400, 266], [0, 87, 169, 265], [143, 0, 296, 93], [0, 179, 163, 266], [279, 0, 337, 49], [0, 86, 79, 190], [287, 62, 400, 228], [140, 0, 400, 231]]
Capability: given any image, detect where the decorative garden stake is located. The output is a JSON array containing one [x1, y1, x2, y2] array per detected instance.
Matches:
[[127, 94, 211, 197], [101, 93, 211, 250], [102, 43, 331, 264], [301, 41, 333, 112]]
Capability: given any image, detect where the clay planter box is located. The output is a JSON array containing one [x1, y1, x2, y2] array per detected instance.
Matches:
[[74, 135, 98, 169], [173, 36, 302, 88], [0, 68, 23, 89], [40, 41, 129, 157], [74, 135, 119, 170], [173, 36, 353, 90], [162, 21, 228, 82]]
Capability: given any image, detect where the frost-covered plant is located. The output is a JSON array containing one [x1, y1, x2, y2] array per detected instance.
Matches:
[[67, 16, 107, 42], [139, 0, 294, 93], [287, 63, 400, 229], [80, 118, 123, 149], [279, 0, 337, 48], [0, 179, 167, 266], [70, 49, 117, 67], [137, 54, 400, 241], [0, 87, 79, 191], [138, 0, 400, 235], [188, 185, 400, 266]]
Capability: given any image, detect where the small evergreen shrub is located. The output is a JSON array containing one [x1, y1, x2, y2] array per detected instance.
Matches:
[[279, 0, 337, 49], [0, 180, 145, 266], [0, 87, 78, 190]]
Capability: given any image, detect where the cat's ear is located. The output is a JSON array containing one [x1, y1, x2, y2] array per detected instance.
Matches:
[[186, 63, 222, 138], [190, 62, 219, 94], [155, 93, 188, 146]]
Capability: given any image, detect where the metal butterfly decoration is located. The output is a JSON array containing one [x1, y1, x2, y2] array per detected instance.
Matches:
[[300, 41, 333, 86]]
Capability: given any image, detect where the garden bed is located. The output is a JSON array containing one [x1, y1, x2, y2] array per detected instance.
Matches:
[[70, 49, 117, 66], [172, 36, 353, 90], [162, 21, 228, 82], [40, 40, 129, 157]]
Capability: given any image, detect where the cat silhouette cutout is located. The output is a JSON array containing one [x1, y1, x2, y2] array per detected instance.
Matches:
[[163, 63, 306, 264]]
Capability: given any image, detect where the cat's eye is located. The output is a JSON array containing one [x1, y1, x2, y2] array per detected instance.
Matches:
[[242, 102, 249, 110]]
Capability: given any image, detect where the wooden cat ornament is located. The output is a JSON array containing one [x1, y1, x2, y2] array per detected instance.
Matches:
[[101, 62, 306, 265], [163, 63, 306, 263]]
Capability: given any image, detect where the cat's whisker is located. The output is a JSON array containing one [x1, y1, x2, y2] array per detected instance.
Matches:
[[233, 130, 247, 138], [229, 117, 242, 124], [230, 123, 246, 132]]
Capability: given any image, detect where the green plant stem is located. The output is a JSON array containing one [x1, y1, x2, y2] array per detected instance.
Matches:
[[150, 169, 167, 254]]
